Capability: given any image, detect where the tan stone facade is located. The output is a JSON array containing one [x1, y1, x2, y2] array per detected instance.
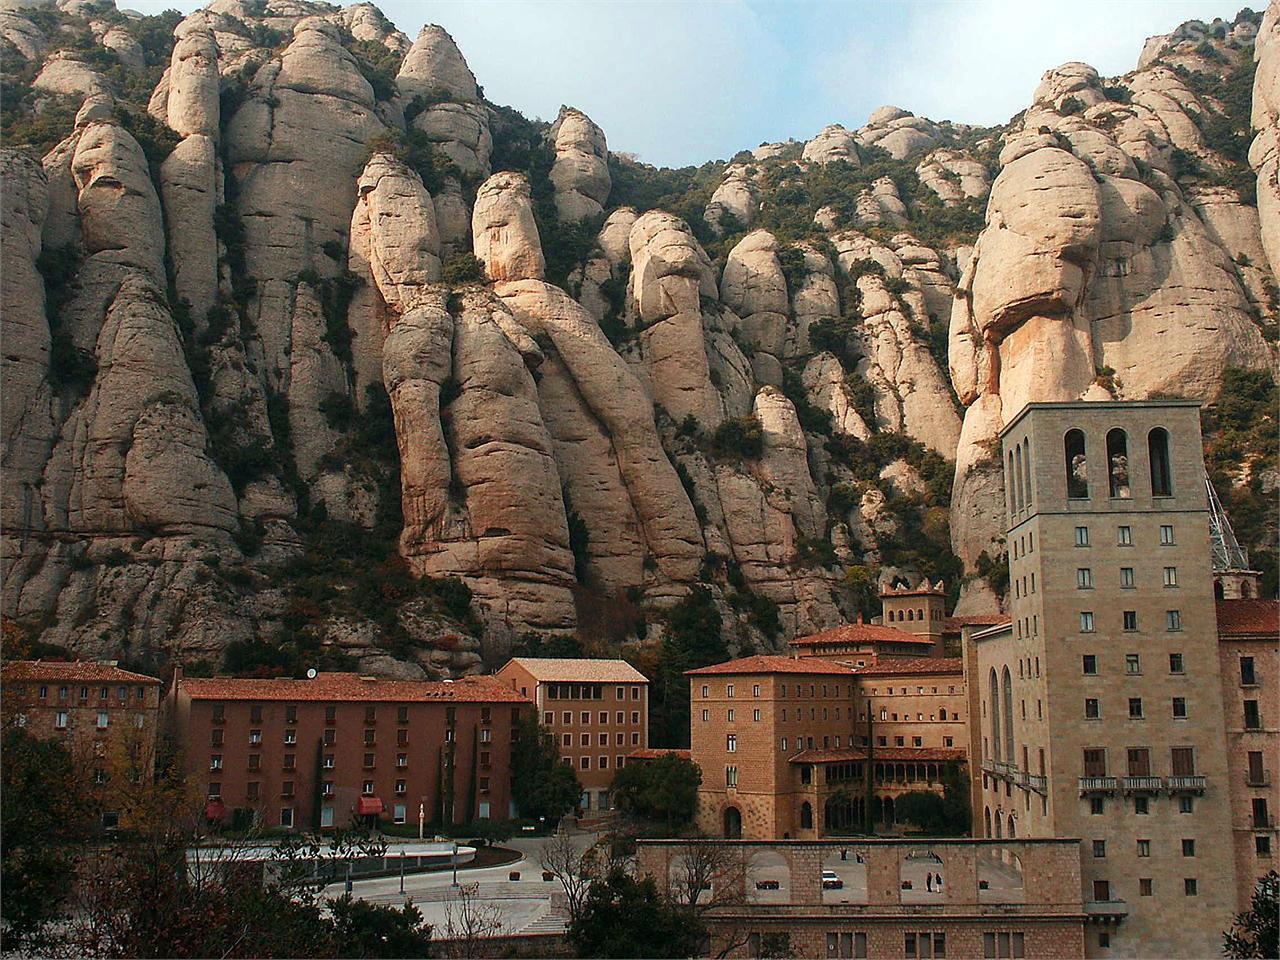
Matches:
[[689, 651, 968, 840], [970, 401, 1242, 960], [1215, 600, 1279, 910], [637, 837, 1086, 959], [494, 658, 648, 812]]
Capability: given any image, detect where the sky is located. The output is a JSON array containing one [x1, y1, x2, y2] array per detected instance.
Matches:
[[127, 0, 1252, 167]]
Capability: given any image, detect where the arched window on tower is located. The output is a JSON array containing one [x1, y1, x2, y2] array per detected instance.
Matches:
[[1107, 429, 1130, 498], [1148, 428, 1172, 497], [1023, 438, 1033, 508], [1014, 444, 1025, 513], [1000, 667, 1014, 763], [988, 669, 1001, 761], [1065, 430, 1088, 499]]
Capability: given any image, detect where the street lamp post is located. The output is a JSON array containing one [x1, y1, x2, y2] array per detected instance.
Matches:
[[418, 802, 425, 841], [451, 838, 459, 888]]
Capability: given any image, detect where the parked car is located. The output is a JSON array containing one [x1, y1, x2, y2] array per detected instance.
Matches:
[[755, 879, 780, 890], [822, 870, 844, 890]]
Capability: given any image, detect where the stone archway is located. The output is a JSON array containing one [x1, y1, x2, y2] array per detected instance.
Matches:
[[723, 806, 743, 839]]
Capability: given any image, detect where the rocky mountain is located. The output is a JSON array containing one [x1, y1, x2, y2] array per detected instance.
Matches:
[[1, 0, 1275, 697]]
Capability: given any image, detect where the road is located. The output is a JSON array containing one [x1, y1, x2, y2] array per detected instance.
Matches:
[[321, 832, 598, 937]]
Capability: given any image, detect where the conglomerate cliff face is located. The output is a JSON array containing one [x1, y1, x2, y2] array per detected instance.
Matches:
[[1, 0, 1275, 677]]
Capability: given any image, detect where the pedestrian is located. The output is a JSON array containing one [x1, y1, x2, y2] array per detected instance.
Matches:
[[926, 873, 933, 892]]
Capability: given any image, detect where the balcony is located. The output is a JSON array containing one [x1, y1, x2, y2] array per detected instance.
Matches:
[[1122, 776, 1163, 795], [1246, 773, 1271, 788], [981, 758, 998, 777], [1079, 776, 1118, 795], [1085, 899, 1130, 921], [1027, 774, 1048, 794], [1166, 775, 1206, 795]]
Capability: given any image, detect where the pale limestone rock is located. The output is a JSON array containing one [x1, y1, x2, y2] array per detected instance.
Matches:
[[628, 211, 722, 425], [1252, 2, 1280, 281], [496, 279, 705, 587], [72, 121, 165, 283], [165, 28, 220, 139], [879, 459, 925, 498], [855, 176, 907, 228], [34, 53, 108, 97], [801, 352, 871, 440], [101, 25, 143, 70], [916, 149, 991, 204], [721, 229, 787, 317], [791, 241, 840, 353], [597, 206, 637, 266], [432, 179, 472, 260], [411, 100, 491, 178], [802, 124, 860, 165], [548, 106, 610, 222], [338, 2, 409, 52], [1033, 62, 1106, 112], [0, 10, 44, 59], [752, 140, 798, 160], [160, 134, 219, 325], [705, 164, 758, 235], [472, 171, 544, 282], [857, 107, 939, 160], [357, 153, 442, 305], [1, 151, 56, 537], [286, 282, 346, 483], [391, 288, 578, 632], [48, 275, 237, 535], [396, 24, 479, 103]]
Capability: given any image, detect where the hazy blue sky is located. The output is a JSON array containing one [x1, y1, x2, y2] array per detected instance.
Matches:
[[129, 0, 1250, 167]]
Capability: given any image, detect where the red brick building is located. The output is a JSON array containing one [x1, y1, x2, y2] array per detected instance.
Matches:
[[494, 658, 649, 813], [1, 660, 162, 827], [170, 671, 529, 832]]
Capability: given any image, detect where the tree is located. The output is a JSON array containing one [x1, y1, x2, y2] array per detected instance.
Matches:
[[667, 841, 755, 958], [568, 871, 704, 959], [538, 832, 600, 923], [893, 791, 952, 834], [611, 753, 702, 829], [329, 896, 432, 959], [0, 726, 92, 945], [510, 712, 581, 824], [1224, 871, 1279, 959], [653, 587, 726, 748], [439, 882, 503, 959]]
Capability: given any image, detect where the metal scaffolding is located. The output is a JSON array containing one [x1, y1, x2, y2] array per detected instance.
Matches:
[[1205, 477, 1250, 572]]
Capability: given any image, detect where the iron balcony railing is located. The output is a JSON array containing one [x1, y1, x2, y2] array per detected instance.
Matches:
[[1079, 776, 1118, 795]]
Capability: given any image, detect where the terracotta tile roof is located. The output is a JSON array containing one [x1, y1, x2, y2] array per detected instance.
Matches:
[[178, 672, 529, 703], [944, 614, 1009, 634], [685, 655, 855, 677], [789, 746, 967, 764], [2, 660, 161, 685], [503, 658, 648, 683], [1216, 599, 1279, 638], [849, 657, 963, 677], [790, 624, 935, 647], [627, 748, 692, 761]]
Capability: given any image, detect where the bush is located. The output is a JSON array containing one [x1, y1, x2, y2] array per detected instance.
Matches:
[[1058, 96, 1085, 116], [441, 253, 485, 285], [344, 38, 400, 101], [707, 416, 763, 461]]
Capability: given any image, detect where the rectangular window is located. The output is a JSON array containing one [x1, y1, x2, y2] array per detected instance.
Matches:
[[1256, 835, 1271, 855], [325, 706, 336, 725], [1123, 610, 1137, 631], [580, 756, 590, 770], [1090, 797, 1105, 815], [753, 709, 761, 722], [210, 755, 223, 770], [1075, 526, 1090, 546], [397, 706, 409, 724], [1137, 839, 1150, 857], [1085, 699, 1100, 719], [1160, 525, 1174, 545], [1083, 748, 1106, 777], [1092, 840, 1106, 858], [1170, 653, 1184, 674], [1179, 796, 1194, 813], [282, 780, 294, 797], [321, 807, 334, 828], [1126, 654, 1141, 674], [284, 730, 296, 745], [1248, 751, 1265, 784], [96, 712, 109, 729], [396, 779, 406, 795], [1172, 697, 1187, 719], [1128, 698, 1144, 719], [283, 754, 295, 770], [1241, 657, 1257, 685], [249, 704, 262, 724], [1166, 610, 1182, 631], [1181, 839, 1195, 857], [211, 729, 224, 747], [726, 684, 735, 699], [701, 685, 709, 698], [1080, 611, 1095, 633], [324, 729, 335, 746], [1083, 655, 1097, 675], [248, 754, 260, 771], [1127, 748, 1151, 776], [1118, 525, 1133, 546], [1245, 700, 1262, 729], [323, 754, 334, 769], [249, 729, 261, 744], [726, 766, 738, 787], [1077, 568, 1094, 589], [55, 711, 68, 729], [1252, 798, 1269, 828], [363, 753, 375, 769], [281, 808, 294, 828], [727, 709, 734, 723], [1093, 880, 1111, 902], [1163, 567, 1178, 587], [246, 782, 259, 801], [726, 734, 736, 753], [393, 804, 406, 824], [701, 709, 709, 722], [1120, 567, 1135, 588], [1184, 878, 1198, 896], [1139, 878, 1153, 896]]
